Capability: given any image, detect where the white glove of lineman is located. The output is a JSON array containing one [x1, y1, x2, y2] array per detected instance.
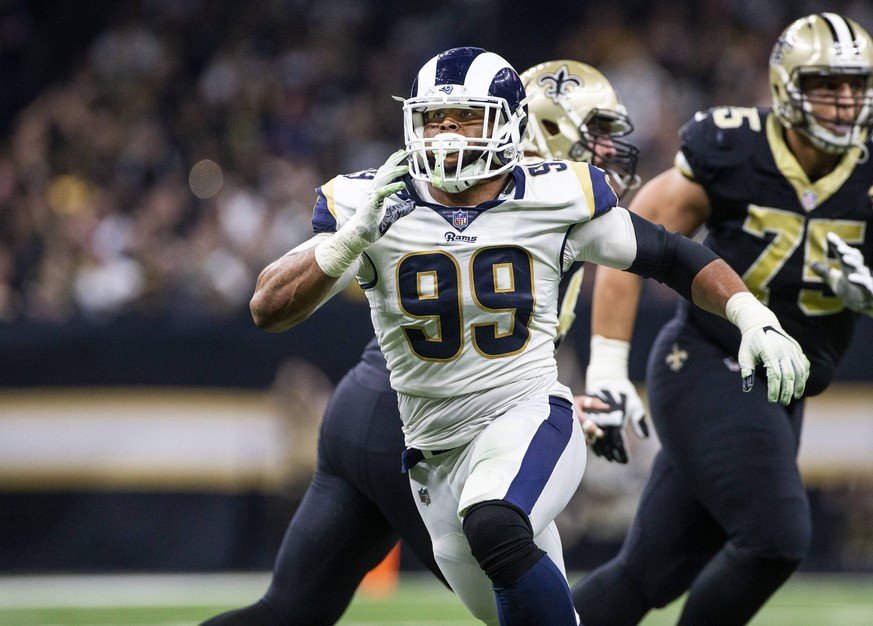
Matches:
[[810, 232, 873, 317], [315, 149, 411, 277], [726, 292, 810, 405], [584, 335, 650, 464]]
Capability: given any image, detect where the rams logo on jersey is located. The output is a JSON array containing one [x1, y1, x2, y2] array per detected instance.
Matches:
[[444, 232, 477, 243]]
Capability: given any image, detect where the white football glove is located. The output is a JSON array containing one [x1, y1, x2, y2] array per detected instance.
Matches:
[[810, 232, 873, 317], [315, 149, 410, 277], [584, 335, 650, 464], [726, 292, 810, 405]]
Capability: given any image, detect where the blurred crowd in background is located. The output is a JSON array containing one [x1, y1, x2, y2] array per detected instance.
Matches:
[[1, 0, 872, 323], [1, 0, 872, 576]]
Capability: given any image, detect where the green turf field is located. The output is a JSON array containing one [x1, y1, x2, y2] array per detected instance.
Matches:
[[0, 572, 871, 625]]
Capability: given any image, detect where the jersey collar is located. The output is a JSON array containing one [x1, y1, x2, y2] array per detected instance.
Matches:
[[399, 166, 527, 232], [767, 112, 865, 212]]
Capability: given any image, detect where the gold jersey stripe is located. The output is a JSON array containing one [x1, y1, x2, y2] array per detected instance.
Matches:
[[321, 177, 338, 220], [569, 161, 597, 218], [674, 150, 695, 180]]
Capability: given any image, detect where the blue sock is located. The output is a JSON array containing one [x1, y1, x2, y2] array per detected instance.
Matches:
[[494, 554, 578, 625]]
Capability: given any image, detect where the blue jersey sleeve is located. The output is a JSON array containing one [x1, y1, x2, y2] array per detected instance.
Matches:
[[589, 164, 618, 218], [311, 187, 337, 234]]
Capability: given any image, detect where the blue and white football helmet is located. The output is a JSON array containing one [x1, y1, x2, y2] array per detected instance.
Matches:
[[402, 47, 528, 193]]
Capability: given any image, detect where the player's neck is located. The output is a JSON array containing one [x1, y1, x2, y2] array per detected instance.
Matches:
[[784, 127, 841, 181], [428, 173, 512, 207]]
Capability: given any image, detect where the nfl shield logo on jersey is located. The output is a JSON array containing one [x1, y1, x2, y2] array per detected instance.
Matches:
[[418, 487, 431, 506], [452, 209, 469, 231], [801, 190, 818, 210]]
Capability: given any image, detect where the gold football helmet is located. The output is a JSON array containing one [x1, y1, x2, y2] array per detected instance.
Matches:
[[520, 60, 640, 197], [770, 12, 873, 154]]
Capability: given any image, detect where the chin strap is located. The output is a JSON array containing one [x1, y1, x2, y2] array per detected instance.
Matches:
[[854, 140, 870, 164]]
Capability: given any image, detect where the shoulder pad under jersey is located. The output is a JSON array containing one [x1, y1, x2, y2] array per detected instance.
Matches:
[[679, 106, 768, 175], [311, 170, 376, 233], [566, 161, 617, 219]]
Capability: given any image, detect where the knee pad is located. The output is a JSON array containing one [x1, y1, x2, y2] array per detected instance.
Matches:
[[462, 500, 545, 588], [726, 542, 802, 580], [738, 501, 812, 562]]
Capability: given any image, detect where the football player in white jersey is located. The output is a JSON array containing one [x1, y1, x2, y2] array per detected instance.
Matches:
[[250, 47, 809, 625], [199, 58, 637, 626]]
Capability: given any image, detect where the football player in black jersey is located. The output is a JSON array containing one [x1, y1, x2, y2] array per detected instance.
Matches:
[[199, 60, 639, 626], [573, 13, 873, 626]]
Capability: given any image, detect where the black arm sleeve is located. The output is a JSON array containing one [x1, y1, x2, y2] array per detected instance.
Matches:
[[626, 212, 720, 301]]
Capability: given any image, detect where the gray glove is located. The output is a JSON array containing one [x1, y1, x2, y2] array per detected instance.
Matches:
[[811, 232, 873, 317]]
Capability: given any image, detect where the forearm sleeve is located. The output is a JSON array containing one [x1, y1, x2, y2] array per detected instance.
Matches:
[[626, 212, 719, 301]]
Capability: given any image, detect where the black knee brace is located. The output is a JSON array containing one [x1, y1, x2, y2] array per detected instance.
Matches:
[[462, 500, 546, 588]]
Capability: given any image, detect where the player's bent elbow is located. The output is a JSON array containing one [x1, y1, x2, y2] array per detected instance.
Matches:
[[249, 291, 309, 332]]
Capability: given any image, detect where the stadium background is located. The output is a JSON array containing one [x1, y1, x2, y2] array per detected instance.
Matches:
[[0, 0, 871, 578]]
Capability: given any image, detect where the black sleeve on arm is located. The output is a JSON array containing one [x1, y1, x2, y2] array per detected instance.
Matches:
[[626, 212, 719, 301]]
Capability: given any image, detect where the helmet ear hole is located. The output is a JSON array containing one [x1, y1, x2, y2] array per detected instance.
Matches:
[[542, 120, 561, 136]]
